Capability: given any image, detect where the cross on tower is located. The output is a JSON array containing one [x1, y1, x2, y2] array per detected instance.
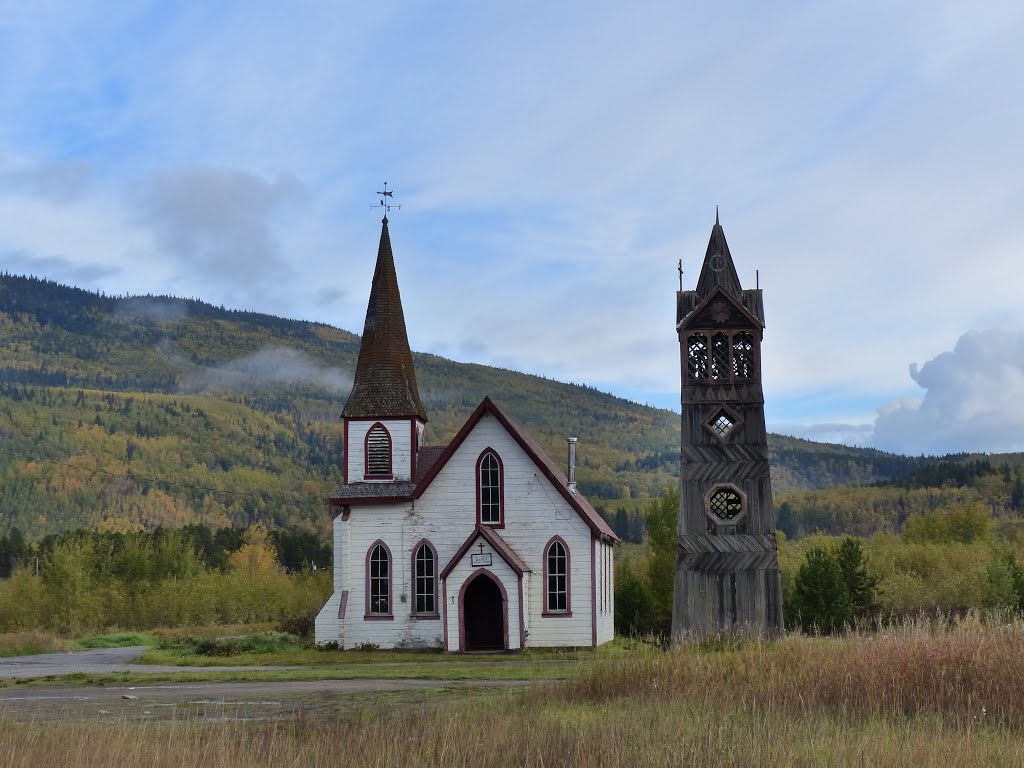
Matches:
[[477, 542, 486, 556]]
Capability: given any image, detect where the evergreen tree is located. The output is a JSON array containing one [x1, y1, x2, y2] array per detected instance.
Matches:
[[789, 546, 853, 634], [833, 537, 880, 622], [644, 487, 678, 635]]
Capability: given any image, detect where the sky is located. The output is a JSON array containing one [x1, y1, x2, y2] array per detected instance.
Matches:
[[0, 1, 1022, 456]]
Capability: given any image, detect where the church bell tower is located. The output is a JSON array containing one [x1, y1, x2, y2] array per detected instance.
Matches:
[[672, 212, 783, 640]]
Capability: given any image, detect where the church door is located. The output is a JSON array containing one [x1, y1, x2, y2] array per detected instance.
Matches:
[[462, 572, 506, 651]]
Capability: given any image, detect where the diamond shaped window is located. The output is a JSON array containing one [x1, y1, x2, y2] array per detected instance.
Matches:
[[709, 489, 743, 521], [708, 410, 736, 439]]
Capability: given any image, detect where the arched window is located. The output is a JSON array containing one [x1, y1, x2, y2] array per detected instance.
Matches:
[[366, 541, 391, 617], [544, 538, 570, 614], [732, 332, 754, 379], [687, 334, 708, 380], [364, 423, 392, 479], [412, 541, 437, 616], [477, 450, 503, 526]]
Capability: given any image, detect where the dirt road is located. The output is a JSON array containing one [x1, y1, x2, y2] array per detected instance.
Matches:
[[0, 647, 531, 722]]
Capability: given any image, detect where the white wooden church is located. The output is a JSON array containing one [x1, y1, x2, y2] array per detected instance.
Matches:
[[315, 215, 617, 651]]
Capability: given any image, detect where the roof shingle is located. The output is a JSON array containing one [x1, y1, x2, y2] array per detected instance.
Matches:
[[342, 217, 428, 421]]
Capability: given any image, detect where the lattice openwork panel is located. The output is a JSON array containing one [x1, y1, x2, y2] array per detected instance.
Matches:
[[707, 409, 736, 439], [687, 334, 708, 380], [711, 334, 730, 380], [732, 332, 755, 379], [708, 488, 743, 521]]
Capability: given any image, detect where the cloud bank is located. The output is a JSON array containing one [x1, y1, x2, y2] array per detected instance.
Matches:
[[872, 330, 1024, 455], [135, 168, 304, 285]]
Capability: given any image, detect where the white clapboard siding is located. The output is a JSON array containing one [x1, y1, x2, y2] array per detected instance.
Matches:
[[317, 411, 613, 649], [346, 418, 416, 482]]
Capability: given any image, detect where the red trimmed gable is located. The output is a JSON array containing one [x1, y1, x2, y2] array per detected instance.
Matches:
[[413, 397, 618, 542]]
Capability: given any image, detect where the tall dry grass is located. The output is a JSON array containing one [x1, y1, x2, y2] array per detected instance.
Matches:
[[4, 617, 1024, 767], [0, 629, 70, 656], [556, 613, 1024, 727]]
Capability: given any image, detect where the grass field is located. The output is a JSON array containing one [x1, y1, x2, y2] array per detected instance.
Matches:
[[3, 617, 1024, 766]]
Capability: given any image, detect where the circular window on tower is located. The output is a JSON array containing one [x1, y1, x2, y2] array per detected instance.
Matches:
[[706, 484, 747, 527]]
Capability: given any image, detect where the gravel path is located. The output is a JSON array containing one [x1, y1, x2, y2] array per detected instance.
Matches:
[[0, 647, 533, 722], [0, 646, 300, 680]]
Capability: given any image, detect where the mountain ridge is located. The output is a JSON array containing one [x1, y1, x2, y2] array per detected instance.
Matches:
[[0, 272, 1012, 540]]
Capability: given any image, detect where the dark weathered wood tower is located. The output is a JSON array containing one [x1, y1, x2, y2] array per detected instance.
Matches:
[[672, 212, 783, 640]]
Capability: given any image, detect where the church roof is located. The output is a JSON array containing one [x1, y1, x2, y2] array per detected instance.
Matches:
[[694, 209, 743, 299], [342, 217, 428, 422]]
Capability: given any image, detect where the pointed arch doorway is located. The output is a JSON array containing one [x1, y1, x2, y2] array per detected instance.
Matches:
[[460, 570, 508, 651]]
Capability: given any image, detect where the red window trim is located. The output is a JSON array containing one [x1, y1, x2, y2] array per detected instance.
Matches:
[[410, 539, 440, 618], [475, 448, 505, 528], [458, 569, 510, 652], [542, 535, 572, 616], [364, 539, 393, 619], [363, 422, 393, 480]]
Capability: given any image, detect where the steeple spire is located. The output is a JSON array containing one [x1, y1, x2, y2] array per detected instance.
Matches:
[[342, 217, 428, 421], [695, 210, 742, 299]]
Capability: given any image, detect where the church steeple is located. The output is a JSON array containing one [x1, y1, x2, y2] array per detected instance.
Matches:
[[342, 216, 428, 422], [694, 210, 743, 299]]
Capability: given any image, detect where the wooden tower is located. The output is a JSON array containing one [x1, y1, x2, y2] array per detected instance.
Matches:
[[672, 212, 783, 640]]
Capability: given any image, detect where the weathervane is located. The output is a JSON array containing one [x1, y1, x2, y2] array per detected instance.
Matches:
[[373, 181, 401, 221]]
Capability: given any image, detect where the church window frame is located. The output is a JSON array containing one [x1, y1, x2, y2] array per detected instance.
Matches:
[[365, 540, 393, 619], [476, 449, 504, 527], [710, 333, 730, 380], [732, 332, 755, 380], [411, 540, 439, 618], [705, 484, 748, 529], [543, 536, 572, 616], [364, 423, 393, 480], [687, 334, 708, 380]]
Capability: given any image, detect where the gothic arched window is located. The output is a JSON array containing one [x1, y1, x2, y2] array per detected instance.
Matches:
[[364, 423, 392, 479], [477, 450, 503, 526], [412, 541, 437, 616], [544, 537, 570, 614], [366, 541, 392, 617]]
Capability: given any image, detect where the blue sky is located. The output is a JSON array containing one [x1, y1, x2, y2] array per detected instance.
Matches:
[[1, 1, 1023, 455]]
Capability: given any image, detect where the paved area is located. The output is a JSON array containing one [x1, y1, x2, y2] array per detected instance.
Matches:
[[0, 677, 528, 721], [0, 646, 300, 680], [0, 647, 531, 722]]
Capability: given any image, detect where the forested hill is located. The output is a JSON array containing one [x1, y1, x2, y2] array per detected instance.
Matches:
[[0, 272, 1008, 540]]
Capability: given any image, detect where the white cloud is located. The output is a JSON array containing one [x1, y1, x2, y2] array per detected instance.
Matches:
[[872, 330, 1024, 455], [0, 1, 1022, 455], [133, 167, 305, 286]]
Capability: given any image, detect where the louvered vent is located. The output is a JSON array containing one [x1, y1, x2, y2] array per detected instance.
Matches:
[[366, 425, 392, 477]]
